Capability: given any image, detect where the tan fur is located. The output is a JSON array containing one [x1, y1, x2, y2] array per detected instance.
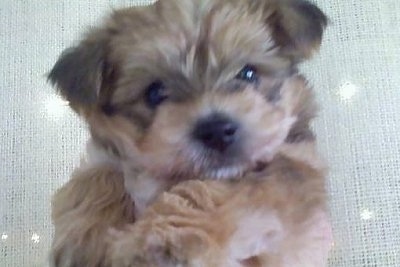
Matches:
[[48, 0, 328, 266], [108, 142, 332, 267], [50, 163, 134, 267]]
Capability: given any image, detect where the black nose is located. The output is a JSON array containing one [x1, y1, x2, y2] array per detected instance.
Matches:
[[193, 113, 239, 152]]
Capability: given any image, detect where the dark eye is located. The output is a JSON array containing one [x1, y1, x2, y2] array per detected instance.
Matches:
[[145, 81, 168, 108], [235, 65, 259, 83]]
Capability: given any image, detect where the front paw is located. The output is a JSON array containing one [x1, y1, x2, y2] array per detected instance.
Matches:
[[108, 222, 208, 267]]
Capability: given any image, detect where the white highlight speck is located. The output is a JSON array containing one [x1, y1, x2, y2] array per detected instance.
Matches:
[[1, 233, 8, 241], [44, 94, 69, 119], [360, 208, 374, 220], [337, 81, 358, 101], [31, 233, 40, 243]]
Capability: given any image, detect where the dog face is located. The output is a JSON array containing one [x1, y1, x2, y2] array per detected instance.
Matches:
[[49, 0, 326, 179]]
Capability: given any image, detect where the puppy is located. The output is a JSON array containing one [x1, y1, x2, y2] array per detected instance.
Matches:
[[48, 0, 328, 266]]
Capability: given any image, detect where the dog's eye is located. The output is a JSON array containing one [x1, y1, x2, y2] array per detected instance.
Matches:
[[235, 65, 259, 83], [145, 81, 168, 108]]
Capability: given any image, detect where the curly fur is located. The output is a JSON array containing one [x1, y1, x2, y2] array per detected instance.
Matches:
[[108, 142, 332, 267], [48, 0, 329, 266]]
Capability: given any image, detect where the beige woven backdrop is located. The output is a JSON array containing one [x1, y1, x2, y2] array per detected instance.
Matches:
[[0, 0, 399, 266]]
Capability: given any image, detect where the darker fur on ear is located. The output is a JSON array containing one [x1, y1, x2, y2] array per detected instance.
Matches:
[[266, 0, 328, 60], [48, 32, 113, 113]]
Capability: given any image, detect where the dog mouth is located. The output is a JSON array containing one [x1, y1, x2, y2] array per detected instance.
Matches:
[[183, 143, 273, 180], [201, 160, 269, 180], [205, 165, 246, 180]]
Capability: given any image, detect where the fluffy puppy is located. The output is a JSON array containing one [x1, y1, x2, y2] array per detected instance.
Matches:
[[48, 0, 328, 266]]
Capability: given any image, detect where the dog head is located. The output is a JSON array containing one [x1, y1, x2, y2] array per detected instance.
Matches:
[[49, 0, 327, 179]]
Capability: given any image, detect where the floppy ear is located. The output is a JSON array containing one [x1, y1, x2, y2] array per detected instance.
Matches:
[[48, 31, 113, 113], [266, 0, 328, 60]]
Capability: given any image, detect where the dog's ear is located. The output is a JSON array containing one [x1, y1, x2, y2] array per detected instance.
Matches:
[[48, 31, 112, 113], [264, 0, 328, 60]]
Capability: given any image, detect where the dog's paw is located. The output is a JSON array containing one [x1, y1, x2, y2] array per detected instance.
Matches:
[[108, 226, 153, 267], [108, 223, 210, 267]]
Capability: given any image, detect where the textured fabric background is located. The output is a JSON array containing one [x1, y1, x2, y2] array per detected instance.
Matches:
[[0, 0, 399, 266]]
